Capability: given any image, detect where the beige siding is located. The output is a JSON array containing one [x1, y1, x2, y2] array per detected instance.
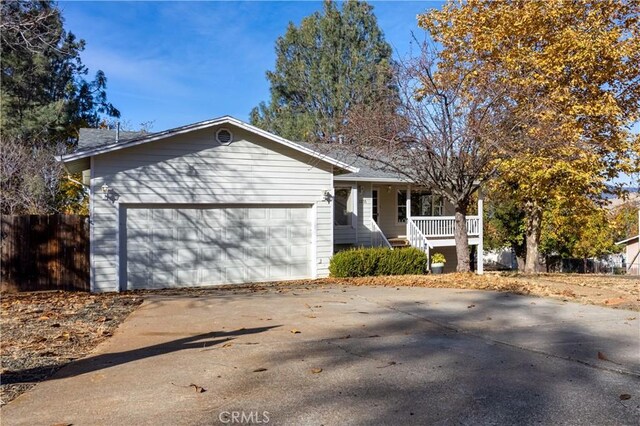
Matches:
[[376, 185, 406, 238], [91, 126, 333, 292], [358, 182, 373, 247], [626, 241, 640, 275]]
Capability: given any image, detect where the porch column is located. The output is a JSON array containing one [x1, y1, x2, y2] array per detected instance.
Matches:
[[406, 185, 411, 238], [477, 188, 484, 275]]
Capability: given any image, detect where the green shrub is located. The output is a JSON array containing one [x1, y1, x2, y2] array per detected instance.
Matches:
[[329, 247, 428, 277]]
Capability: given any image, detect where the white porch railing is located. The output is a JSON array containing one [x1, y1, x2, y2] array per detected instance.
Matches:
[[410, 216, 480, 238], [371, 219, 392, 249], [408, 219, 433, 270]]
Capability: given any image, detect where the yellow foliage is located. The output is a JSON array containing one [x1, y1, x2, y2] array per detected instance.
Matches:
[[421, 0, 639, 211]]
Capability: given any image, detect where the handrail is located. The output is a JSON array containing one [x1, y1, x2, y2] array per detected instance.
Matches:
[[410, 215, 480, 237], [408, 219, 432, 271], [408, 219, 433, 251], [371, 219, 392, 249]]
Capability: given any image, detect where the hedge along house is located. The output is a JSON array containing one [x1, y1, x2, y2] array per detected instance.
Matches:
[[59, 116, 484, 292]]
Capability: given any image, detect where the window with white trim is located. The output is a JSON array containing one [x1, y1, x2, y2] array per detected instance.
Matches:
[[397, 190, 444, 222]]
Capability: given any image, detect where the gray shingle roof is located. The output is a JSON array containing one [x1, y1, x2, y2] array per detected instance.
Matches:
[[77, 128, 146, 152], [295, 141, 406, 181]]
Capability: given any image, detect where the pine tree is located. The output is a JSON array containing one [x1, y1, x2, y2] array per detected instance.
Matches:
[[250, 0, 395, 142]]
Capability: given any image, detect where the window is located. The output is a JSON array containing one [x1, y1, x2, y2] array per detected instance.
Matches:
[[398, 189, 444, 222], [334, 187, 352, 226], [397, 190, 407, 223], [372, 189, 379, 222], [432, 195, 444, 216]]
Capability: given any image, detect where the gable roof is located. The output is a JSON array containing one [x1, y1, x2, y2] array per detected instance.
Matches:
[[58, 116, 358, 174]]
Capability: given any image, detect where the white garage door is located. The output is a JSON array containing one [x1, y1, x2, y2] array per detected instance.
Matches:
[[124, 205, 312, 290]]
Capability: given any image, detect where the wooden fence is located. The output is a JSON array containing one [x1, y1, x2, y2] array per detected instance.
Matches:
[[1, 214, 90, 292]]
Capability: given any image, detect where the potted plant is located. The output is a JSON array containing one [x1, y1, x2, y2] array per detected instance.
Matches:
[[431, 252, 446, 274]]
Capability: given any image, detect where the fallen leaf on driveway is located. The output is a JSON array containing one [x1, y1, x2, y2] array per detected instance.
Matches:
[[171, 382, 206, 393], [597, 351, 608, 361], [190, 383, 206, 393], [310, 368, 323, 374], [253, 368, 268, 373], [626, 317, 636, 321], [619, 394, 631, 400], [467, 304, 476, 309], [290, 329, 301, 334], [222, 342, 233, 348]]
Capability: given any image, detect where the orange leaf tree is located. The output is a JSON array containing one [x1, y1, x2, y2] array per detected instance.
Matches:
[[420, 0, 640, 272]]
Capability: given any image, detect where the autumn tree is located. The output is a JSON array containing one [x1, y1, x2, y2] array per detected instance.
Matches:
[[421, 0, 640, 272], [250, 0, 395, 142], [342, 41, 521, 272], [1, 1, 119, 214]]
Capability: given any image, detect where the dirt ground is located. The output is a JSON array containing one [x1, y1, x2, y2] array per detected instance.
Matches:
[[1, 272, 637, 406], [0, 292, 142, 405]]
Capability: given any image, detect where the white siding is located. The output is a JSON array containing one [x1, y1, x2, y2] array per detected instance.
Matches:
[[333, 182, 375, 247], [90, 126, 333, 292]]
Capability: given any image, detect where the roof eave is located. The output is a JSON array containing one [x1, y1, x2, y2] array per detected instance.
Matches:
[[616, 235, 640, 245]]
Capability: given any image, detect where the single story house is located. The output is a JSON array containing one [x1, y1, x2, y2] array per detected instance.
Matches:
[[60, 116, 484, 292], [616, 234, 639, 275]]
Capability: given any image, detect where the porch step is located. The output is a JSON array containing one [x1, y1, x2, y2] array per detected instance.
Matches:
[[388, 238, 410, 248]]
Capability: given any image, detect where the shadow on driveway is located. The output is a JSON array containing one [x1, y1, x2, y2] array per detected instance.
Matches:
[[2, 325, 280, 385]]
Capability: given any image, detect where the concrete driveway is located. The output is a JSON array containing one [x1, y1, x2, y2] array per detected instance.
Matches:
[[3, 285, 639, 425]]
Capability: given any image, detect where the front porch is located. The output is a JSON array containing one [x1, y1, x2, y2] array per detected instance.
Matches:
[[333, 182, 484, 273]]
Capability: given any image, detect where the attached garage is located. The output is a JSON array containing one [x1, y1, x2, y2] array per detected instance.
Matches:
[[124, 204, 312, 290], [59, 116, 357, 292]]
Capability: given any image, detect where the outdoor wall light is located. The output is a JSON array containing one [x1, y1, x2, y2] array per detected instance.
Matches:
[[101, 184, 110, 200], [323, 190, 333, 203]]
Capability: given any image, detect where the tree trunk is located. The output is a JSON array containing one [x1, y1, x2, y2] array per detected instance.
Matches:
[[524, 204, 542, 273], [454, 204, 471, 272]]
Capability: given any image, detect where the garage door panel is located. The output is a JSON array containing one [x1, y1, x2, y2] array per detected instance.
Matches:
[[290, 245, 310, 259], [245, 227, 267, 240], [152, 209, 174, 221], [200, 268, 222, 284], [226, 267, 246, 283], [125, 205, 312, 289], [268, 208, 288, 220], [200, 248, 222, 262], [225, 227, 244, 240], [201, 227, 223, 243], [269, 227, 287, 240], [290, 262, 310, 277], [177, 269, 198, 285]]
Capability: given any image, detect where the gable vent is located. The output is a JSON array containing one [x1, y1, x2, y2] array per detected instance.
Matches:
[[216, 128, 233, 145]]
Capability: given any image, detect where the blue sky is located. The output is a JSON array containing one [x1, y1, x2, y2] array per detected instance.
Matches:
[[61, 1, 441, 131]]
